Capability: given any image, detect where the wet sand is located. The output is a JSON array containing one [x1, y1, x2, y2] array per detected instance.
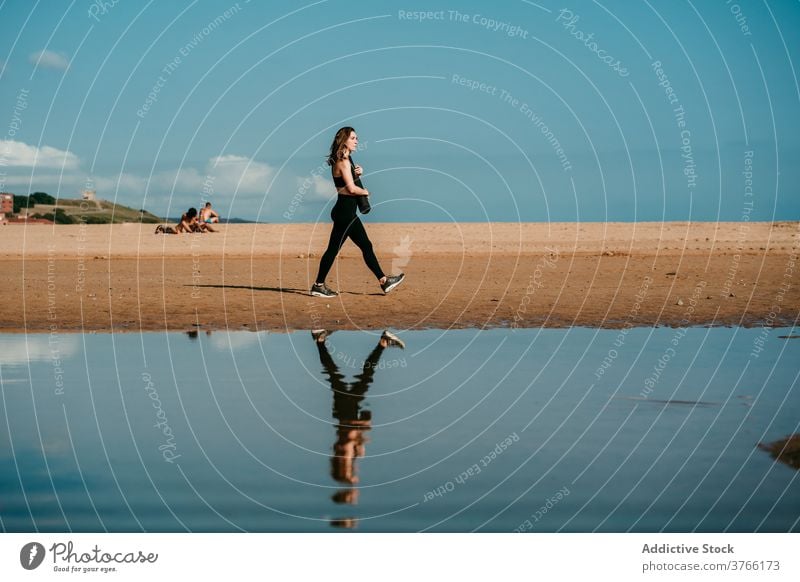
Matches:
[[1, 221, 798, 332]]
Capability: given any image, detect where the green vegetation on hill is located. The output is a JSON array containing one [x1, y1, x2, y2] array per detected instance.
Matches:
[[34, 208, 73, 224], [15, 193, 163, 224], [13, 192, 55, 213]]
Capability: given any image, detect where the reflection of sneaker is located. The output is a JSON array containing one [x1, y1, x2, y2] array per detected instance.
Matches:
[[311, 283, 338, 298], [311, 329, 332, 343], [381, 330, 405, 349], [380, 273, 405, 294]]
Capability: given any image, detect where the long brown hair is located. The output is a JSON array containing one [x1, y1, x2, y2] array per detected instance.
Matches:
[[327, 126, 355, 167]]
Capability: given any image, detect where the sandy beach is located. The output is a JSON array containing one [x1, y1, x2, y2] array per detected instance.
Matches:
[[1, 221, 798, 332]]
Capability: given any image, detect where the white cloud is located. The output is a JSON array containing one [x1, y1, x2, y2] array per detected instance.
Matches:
[[29, 50, 69, 70], [93, 173, 148, 192], [1, 173, 70, 186], [0, 174, 86, 200], [311, 174, 333, 199], [2, 152, 273, 202], [0, 139, 80, 169], [296, 173, 335, 202], [208, 155, 273, 194], [209, 331, 266, 352], [155, 167, 205, 192], [0, 335, 79, 366], [159, 155, 273, 196]]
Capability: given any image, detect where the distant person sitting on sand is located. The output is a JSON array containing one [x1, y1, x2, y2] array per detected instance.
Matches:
[[199, 202, 219, 230], [155, 207, 203, 234]]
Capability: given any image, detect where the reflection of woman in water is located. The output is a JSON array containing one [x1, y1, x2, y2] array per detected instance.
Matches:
[[312, 328, 404, 527]]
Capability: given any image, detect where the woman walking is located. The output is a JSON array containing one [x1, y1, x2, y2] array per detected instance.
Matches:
[[311, 127, 405, 297]]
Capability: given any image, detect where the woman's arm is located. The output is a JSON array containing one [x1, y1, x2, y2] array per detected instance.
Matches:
[[335, 159, 368, 196]]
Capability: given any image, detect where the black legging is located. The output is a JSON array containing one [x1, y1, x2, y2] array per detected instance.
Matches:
[[316, 341, 384, 426], [315, 195, 385, 283]]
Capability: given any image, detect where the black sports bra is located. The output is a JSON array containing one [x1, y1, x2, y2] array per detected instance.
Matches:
[[332, 159, 357, 189]]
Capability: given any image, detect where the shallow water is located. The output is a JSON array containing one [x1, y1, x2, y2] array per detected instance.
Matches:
[[0, 326, 798, 532]]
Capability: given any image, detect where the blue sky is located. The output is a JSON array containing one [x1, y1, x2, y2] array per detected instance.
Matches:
[[0, 0, 798, 222]]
